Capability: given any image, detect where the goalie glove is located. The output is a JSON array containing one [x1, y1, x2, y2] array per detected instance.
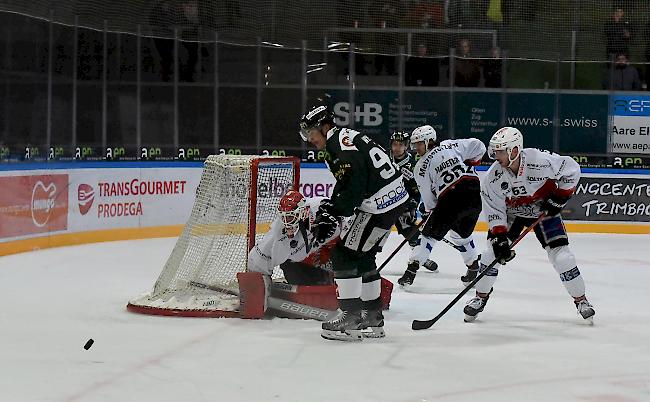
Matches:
[[541, 193, 569, 216], [490, 232, 515, 265], [311, 211, 338, 246]]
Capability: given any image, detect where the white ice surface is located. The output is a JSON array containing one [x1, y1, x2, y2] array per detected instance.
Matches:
[[1, 233, 649, 402]]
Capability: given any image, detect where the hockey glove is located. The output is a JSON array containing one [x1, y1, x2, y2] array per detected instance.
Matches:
[[491, 233, 515, 265], [418, 202, 430, 220], [318, 198, 335, 214], [541, 194, 569, 216], [398, 208, 417, 229], [312, 211, 338, 245]]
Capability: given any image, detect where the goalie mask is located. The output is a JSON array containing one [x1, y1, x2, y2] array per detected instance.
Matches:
[[488, 126, 523, 167], [278, 190, 309, 237], [299, 105, 335, 141]]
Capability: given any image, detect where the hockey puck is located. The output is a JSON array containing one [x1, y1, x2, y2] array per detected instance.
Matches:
[[83, 339, 94, 350]]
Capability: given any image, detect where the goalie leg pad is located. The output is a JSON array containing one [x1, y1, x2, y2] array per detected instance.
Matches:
[[237, 272, 269, 319]]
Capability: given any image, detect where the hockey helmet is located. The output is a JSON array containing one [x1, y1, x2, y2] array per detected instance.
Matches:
[[488, 126, 523, 166], [278, 190, 309, 236], [390, 131, 410, 147], [410, 125, 437, 150], [299, 105, 335, 141]]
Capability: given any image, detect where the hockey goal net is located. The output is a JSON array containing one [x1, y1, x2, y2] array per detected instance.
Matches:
[[127, 154, 300, 317]]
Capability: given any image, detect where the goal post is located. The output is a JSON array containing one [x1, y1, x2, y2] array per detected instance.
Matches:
[[127, 154, 300, 318]]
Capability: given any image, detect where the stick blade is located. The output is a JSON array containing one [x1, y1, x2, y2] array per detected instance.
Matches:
[[411, 319, 434, 330]]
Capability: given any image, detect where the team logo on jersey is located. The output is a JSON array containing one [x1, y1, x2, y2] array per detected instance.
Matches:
[[290, 239, 298, 248]]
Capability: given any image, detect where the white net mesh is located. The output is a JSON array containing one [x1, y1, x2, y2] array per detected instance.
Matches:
[[128, 154, 298, 316]]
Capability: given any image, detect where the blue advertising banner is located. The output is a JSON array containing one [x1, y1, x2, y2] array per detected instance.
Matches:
[[610, 95, 650, 154]]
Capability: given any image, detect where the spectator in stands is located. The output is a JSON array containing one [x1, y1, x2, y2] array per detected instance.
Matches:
[[454, 39, 481, 87], [643, 21, 650, 89], [603, 53, 641, 91], [446, 0, 488, 28], [405, 44, 440, 86], [373, 1, 399, 75], [409, 0, 445, 29], [482, 47, 503, 88], [604, 7, 632, 60], [149, 0, 202, 82]]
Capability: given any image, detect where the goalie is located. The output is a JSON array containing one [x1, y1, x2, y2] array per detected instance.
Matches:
[[247, 190, 337, 286]]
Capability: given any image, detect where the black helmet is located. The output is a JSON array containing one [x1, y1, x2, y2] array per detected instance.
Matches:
[[390, 131, 410, 147], [299, 105, 335, 141]]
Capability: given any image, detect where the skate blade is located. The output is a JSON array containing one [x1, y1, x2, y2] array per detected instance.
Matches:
[[321, 329, 363, 342], [463, 314, 478, 323], [580, 311, 595, 325], [361, 327, 385, 338]]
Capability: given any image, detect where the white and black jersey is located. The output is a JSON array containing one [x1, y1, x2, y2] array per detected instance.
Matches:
[[414, 138, 486, 211], [481, 148, 580, 234]]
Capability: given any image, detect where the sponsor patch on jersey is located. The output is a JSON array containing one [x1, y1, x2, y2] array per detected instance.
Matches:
[[374, 183, 408, 210], [333, 163, 351, 180], [501, 182, 509, 190], [487, 214, 501, 222]]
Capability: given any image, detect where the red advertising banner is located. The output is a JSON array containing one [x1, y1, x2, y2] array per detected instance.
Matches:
[[0, 174, 69, 239]]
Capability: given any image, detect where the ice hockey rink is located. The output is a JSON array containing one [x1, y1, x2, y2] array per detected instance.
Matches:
[[1, 232, 649, 402]]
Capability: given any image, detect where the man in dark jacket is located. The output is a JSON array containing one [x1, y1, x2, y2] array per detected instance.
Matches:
[[604, 54, 641, 91]]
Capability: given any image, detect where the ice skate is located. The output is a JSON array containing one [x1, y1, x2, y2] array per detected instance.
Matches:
[[360, 309, 385, 338], [398, 261, 419, 287], [461, 258, 479, 287], [575, 299, 595, 323], [463, 291, 491, 322], [321, 309, 363, 341], [423, 259, 438, 272]]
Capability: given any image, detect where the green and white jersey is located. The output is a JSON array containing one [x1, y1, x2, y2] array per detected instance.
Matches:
[[324, 127, 408, 216], [391, 151, 420, 201]]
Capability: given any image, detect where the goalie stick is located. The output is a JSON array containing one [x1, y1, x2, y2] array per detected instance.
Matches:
[[411, 214, 545, 330], [189, 281, 338, 321]]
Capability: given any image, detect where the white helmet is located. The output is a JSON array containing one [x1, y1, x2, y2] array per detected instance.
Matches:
[[488, 127, 523, 167], [410, 125, 437, 150]]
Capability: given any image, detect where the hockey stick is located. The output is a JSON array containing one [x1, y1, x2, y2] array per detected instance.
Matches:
[[377, 212, 432, 273], [411, 214, 545, 330], [189, 281, 338, 321]]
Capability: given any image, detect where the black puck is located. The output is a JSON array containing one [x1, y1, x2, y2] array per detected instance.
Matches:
[[84, 338, 94, 350]]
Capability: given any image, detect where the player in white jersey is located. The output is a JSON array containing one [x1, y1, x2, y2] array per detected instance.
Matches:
[[248, 190, 337, 286], [400, 125, 486, 287], [463, 127, 596, 322]]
